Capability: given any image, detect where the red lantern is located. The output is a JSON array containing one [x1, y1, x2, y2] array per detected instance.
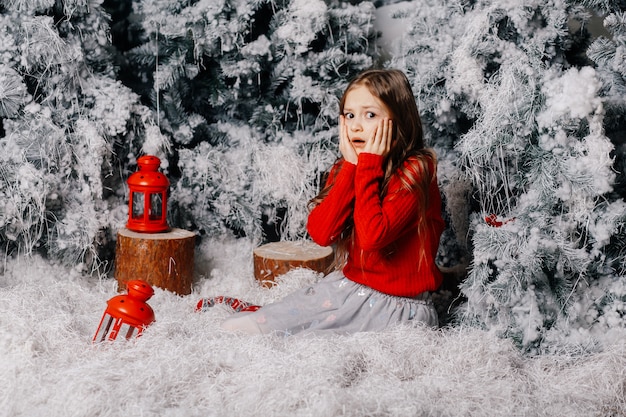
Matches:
[[93, 280, 156, 342], [126, 155, 170, 233]]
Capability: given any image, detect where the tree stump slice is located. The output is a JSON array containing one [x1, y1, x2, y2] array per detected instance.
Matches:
[[115, 228, 196, 295], [253, 241, 334, 288]]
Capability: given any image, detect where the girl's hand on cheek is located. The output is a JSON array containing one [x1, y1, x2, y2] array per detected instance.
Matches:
[[339, 115, 358, 165], [364, 118, 392, 157]]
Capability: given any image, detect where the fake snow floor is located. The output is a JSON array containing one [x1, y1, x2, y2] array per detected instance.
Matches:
[[1, 237, 625, 417]]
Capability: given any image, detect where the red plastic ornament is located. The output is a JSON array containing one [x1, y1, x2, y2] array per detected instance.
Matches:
[[126, 155, 170, 233], [485, 214, 515, 227], [93, 280, 156, 342]]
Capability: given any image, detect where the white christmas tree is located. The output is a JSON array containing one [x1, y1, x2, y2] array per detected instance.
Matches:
[[122, 0, 378, 241], [389, 0, 626, 352], [0, 0, 167, 270]]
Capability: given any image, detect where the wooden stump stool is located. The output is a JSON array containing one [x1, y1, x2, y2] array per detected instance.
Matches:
[[115, 228, 196, 295], [253, 240, 334, 288]]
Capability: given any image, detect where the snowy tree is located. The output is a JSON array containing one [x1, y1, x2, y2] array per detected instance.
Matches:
[[389, 0, 626, 353], [119, 0, 378, 241], [574, 6, 626, 350], [0, 0, 166, 270]]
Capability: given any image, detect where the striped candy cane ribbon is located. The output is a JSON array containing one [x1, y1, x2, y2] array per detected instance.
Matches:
[[196, 296, 261, 313]]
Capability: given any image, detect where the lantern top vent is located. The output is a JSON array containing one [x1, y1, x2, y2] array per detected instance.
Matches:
[[137, 155, 161, 172], [127, 156, 169, 188]]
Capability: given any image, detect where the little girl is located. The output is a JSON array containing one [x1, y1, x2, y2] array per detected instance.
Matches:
[[221, 68, 445, 335]]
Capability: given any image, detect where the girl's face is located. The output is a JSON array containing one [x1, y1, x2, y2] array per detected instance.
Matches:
[[342, 85, 392, 155]]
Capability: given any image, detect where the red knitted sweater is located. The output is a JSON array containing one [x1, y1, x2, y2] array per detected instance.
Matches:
[[307, 153, 444, 297]]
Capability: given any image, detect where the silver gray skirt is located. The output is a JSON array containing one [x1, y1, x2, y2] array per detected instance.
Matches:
[[221, 271, 438, 335]]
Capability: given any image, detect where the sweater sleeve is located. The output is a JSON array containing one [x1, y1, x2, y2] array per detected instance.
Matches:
[[306, 161, 356, 246], [353, 153, 421, 251]]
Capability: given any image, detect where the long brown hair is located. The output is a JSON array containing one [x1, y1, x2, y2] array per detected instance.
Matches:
[[311, 69, 437, 268]]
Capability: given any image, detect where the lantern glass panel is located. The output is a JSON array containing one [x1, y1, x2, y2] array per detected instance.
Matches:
[[120, 323, 138, 340], [132, 192, 144, 219], [149, 193, 163, 220], [93, 314, 115, 342]]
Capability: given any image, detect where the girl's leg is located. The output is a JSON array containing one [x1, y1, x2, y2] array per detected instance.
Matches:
[[220, 271, 346, 335], [221, 311, 265, 334], [220, 272, 439, 335]]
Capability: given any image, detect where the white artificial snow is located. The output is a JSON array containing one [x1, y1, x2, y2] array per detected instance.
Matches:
[[537, 67, 603, 129], [174, 122, 325, 241], [274, 0, 328, 55], [83, 77, 139, 137], [0, 236, 625, 417], [241, 35, 272, 58], [142, 123, 172, 158], [20, 16, 82, 71]]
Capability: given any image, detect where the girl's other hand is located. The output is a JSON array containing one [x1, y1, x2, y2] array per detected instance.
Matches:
[[339, 115, 358, 165], [364, 118, 392, 157]]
